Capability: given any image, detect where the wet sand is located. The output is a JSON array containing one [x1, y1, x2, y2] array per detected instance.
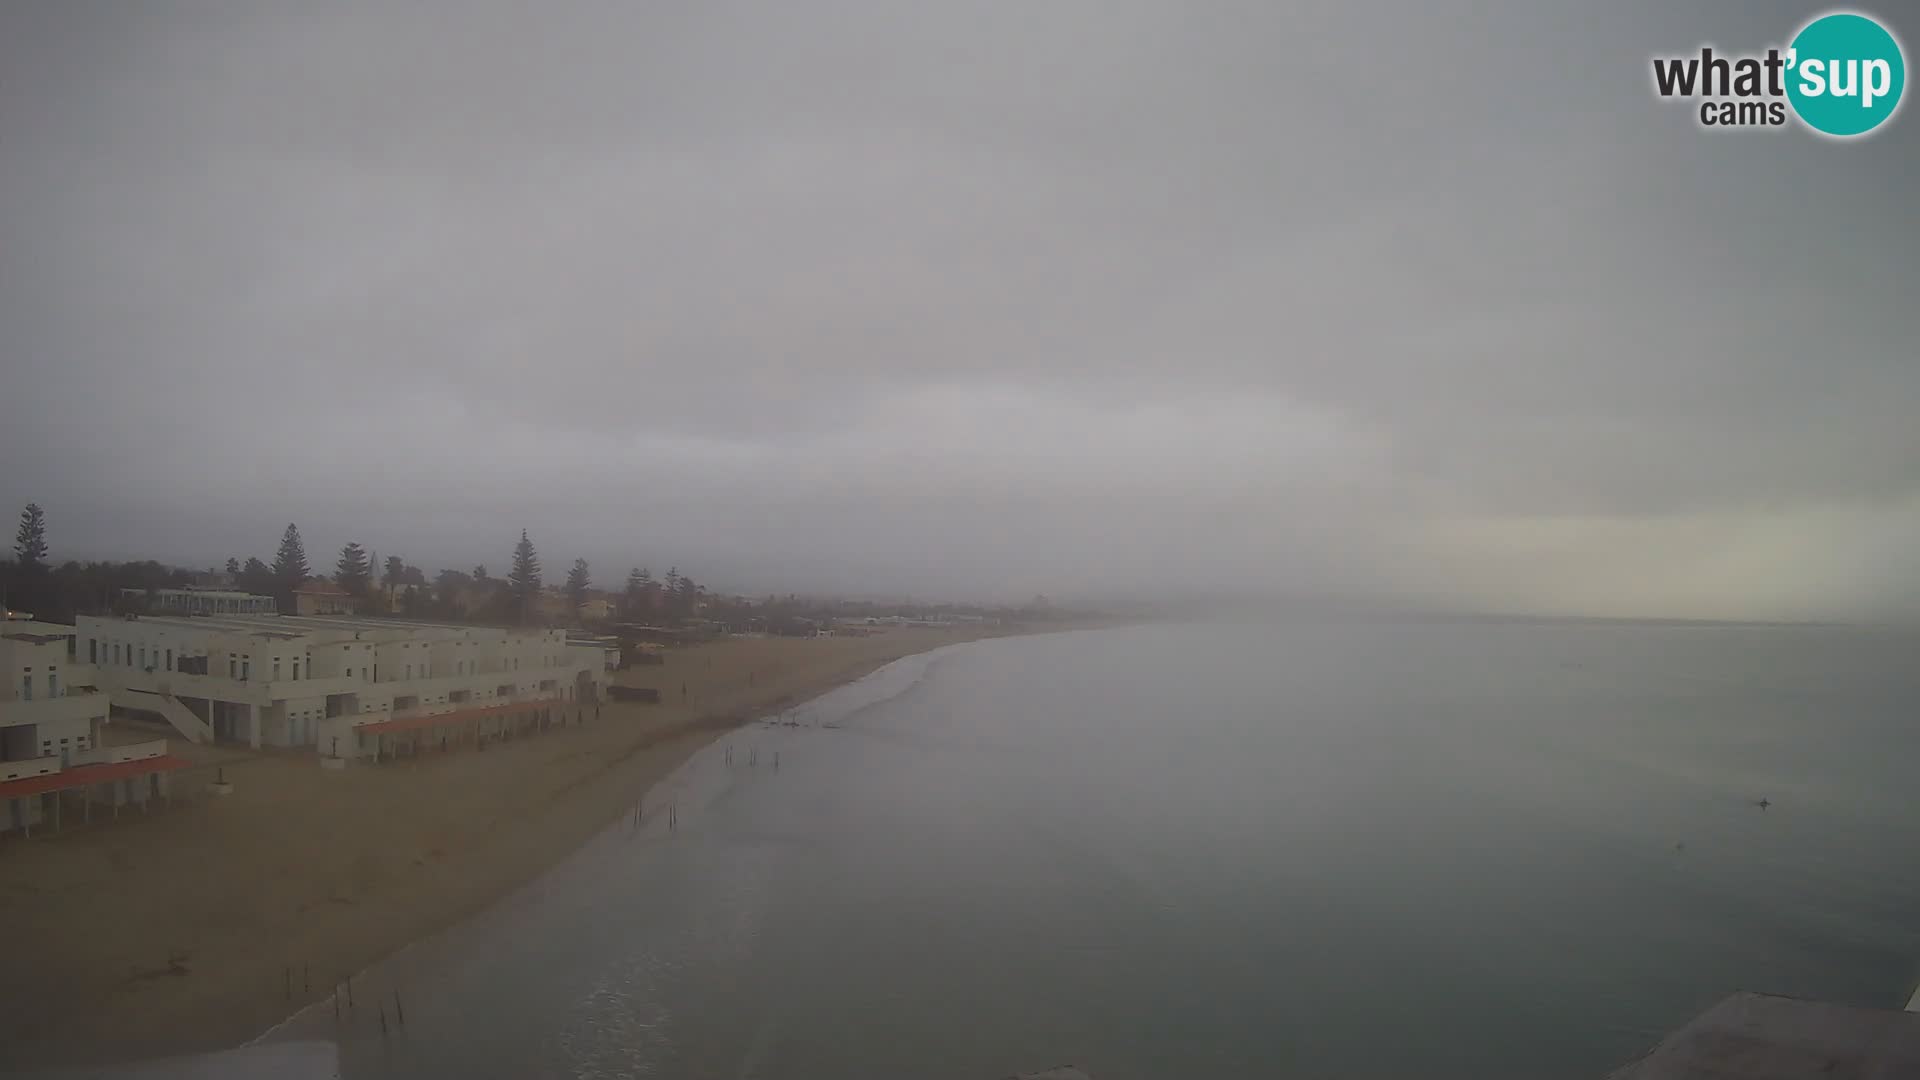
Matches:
[[0, 626, 1037, 1071]]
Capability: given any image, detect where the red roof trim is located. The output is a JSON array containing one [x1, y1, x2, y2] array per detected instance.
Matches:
[[0, 754, 192, 800]]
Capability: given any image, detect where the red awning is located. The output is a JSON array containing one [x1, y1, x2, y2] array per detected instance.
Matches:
[[355, 698, 564, 736], [0, 755, 193, 800]]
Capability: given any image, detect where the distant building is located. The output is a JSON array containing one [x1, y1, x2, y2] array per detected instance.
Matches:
[[121, 587, 278, 617], [293, 581, 354, 616], [534, 588, 615, 623]]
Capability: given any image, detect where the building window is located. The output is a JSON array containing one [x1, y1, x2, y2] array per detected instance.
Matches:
[[166, 648, 173, 671], [20, 674, 31, 702], [292, 660, 300, 680], [241, 660, 250, 680], [273, 660, 281, 681], [48, 672, 59, 697], [139, 647, 147, 669], [228, 657, 237, 678], [88, 639, 97, 663], [345, 668, 352, 679]]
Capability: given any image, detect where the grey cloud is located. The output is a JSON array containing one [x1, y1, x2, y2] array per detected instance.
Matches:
[[2, 1, 1916, 617]]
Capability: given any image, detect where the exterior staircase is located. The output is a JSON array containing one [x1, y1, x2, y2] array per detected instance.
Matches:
[[118, 689, 214, 744]]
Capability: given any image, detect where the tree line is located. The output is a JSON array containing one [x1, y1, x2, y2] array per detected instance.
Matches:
[[4, 503, 707, 628]]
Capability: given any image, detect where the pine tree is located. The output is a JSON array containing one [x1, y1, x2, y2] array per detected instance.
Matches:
[[508, 530, 541, 623], [14, 503, 48, 570], [240, 557, 273, 595], [624, 567, 644, 617], [472, 564, 488, 583], [335, 542, 371, 595], [565, 558, 591, 616], [271, 523, 309, 597], [433, 568, 468, 617], [225, 557, 241, 576], [383, 555, 405, 591]]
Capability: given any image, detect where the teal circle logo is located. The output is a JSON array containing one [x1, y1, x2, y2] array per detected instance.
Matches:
[[1786, 12, 1905, 137]]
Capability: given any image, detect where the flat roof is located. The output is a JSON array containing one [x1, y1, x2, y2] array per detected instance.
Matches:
[[1, 620, 77, 644], [90, 614, 312, 640]]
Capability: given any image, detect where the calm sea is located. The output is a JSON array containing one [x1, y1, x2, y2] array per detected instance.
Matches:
[[265, 619, 1920, 1079]]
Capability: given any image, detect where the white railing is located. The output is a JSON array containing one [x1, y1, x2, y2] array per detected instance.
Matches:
[[68, 739, 167, 767], [0, 757, 61, 783], [0, 693, 105, 730]]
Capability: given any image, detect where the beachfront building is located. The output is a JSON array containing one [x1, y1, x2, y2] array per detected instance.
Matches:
[[73, 613, 610, 761], [2, 619, 184, 835]]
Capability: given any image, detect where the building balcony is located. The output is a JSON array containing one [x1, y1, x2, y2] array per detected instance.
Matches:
[[0, 691, 108, 730], [68, 739, 168, 768], [0, 756, 61, 783]]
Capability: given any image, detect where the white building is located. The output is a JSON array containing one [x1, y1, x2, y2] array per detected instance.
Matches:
[[2, 619, 180, 835], [74, 613, 610, 761]]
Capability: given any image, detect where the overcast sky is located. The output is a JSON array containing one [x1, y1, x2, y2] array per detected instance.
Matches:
[[2, 2, 1916, 618]]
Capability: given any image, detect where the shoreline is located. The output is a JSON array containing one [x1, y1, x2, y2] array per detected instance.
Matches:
[[0, 622, 1096, 1071]]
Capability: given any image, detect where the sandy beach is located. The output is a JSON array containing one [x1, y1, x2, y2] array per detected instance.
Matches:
[[0, 624, 1036, 1071]]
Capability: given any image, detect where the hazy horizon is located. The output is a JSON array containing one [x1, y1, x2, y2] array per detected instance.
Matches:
[[4, 2, 1917, 619]]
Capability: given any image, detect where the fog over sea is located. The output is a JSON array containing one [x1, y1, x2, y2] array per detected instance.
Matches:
[[267, 619, 1920, 1079]]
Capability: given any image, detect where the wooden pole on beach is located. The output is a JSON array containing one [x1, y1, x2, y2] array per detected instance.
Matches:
[[394, 990, 406, 1027]]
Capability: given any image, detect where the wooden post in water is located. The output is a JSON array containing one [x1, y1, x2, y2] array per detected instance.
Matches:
[[395, 990, 406, 1027]]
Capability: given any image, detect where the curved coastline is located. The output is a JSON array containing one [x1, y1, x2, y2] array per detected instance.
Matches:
[[0, 623, 1090, 1072]]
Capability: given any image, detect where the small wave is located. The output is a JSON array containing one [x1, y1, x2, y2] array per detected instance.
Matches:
[[770, 647, 957, 730]]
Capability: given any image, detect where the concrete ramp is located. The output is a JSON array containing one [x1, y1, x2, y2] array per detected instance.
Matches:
[[117, 690, 213, 745]]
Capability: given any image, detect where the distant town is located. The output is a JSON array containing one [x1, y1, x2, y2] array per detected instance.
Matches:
[[0, 501, 1067, 837]]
